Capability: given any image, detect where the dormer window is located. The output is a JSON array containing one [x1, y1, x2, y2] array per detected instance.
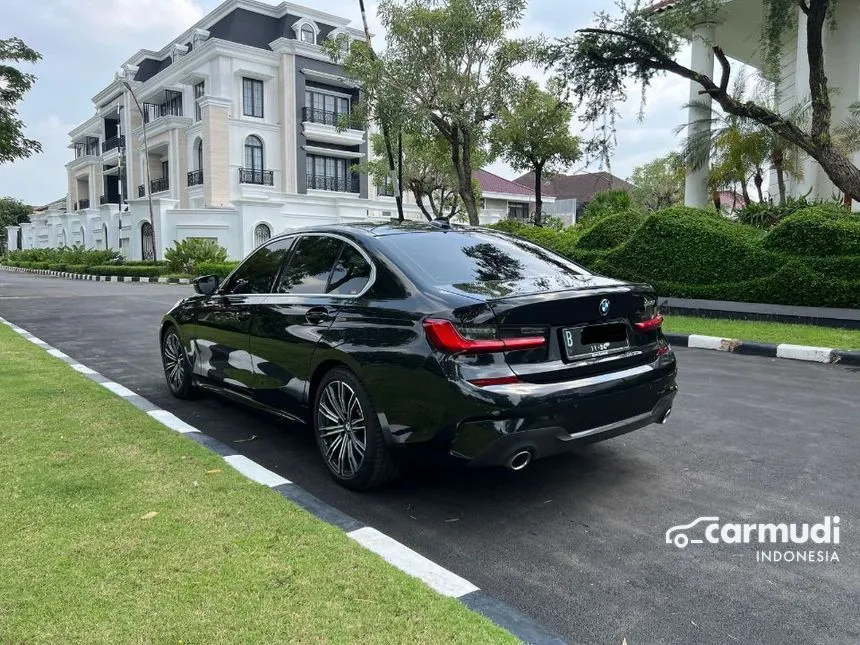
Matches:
[[293, 19, 319, 45]]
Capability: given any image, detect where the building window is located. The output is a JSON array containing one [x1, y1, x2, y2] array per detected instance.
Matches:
[[244, 135, 264, 171], [508, 202, 528, 220], [254, 223, 272, 247], [194, 81, 205, 121], [304, 90, 350, 125], [161, 159, 169, 180], [242, 78, 264, 118], [195, 138, 203, 171], [306, 154, 357, 193], [300, 24, 316, 44]]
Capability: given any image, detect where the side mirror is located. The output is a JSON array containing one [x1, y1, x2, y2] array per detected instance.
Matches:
[[193, 274, 220, 295]]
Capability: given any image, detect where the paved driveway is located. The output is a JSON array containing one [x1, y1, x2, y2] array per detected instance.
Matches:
[[1, 271, 857, 644]]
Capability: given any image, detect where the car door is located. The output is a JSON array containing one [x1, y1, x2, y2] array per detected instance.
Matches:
[[249, 234, 373, 415], [193, 237, 295, 393]]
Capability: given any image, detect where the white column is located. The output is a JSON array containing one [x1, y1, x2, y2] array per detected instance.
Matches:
[[7, 226, 20, 251], [684, 25, 715, 208]]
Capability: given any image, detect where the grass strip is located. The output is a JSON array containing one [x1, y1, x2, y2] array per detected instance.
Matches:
[[0, 324, 516, 644], [663, 315, 860, 350]]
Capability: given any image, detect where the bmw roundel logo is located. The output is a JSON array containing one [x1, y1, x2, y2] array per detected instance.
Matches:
[[599, 298, 610, 317]]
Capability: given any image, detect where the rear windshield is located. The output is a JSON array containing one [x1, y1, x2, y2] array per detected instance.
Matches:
[[380, 230, 589, 285]]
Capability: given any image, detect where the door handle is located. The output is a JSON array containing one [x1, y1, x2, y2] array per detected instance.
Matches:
[[305, 306, 330, 325]]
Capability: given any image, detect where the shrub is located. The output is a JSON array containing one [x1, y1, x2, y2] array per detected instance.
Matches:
[[763, 205, 860, 256], [67, 264, 89, 274], [576, 209, 644, 250], [735, 197, 815, 229], [580, 189, 633, 223], [164, 238, 228, 274], [196, 261, 240, 278], [488, 219, 529, 234], [603, 207, 776, 285], [88, 265, 170, 277], [46, 263, 67, 272]]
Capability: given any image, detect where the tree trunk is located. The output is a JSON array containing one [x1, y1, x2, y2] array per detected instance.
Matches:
[[412, 190, 434, 221], [449, 124, 479, 225], [533, 162, 544, 226], [753, 169, 764, 203], [740, 181, 751, 205], [775, 163, 787, 206]]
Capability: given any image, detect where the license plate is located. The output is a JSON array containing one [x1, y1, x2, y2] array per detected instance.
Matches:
[[562, 323, 629, 359]]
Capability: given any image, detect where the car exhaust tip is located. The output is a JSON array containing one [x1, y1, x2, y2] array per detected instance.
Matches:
[[660, 407, 672, 424], [506, 449, 532, 471]]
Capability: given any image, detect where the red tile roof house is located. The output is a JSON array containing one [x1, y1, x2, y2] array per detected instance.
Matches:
[[515, 171, 634, 223], [473, 169, 556, 225]]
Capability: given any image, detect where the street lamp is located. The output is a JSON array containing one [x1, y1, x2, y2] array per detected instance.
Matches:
[[122, 80, 157, 260]]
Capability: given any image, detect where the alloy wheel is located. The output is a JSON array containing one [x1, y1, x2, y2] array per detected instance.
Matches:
[[317, 380, 367, 479], [162, 332, 186, 392]]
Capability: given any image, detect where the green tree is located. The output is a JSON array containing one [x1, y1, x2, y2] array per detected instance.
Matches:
[[546, 0, 860, 201], [580, 189, 633, 223], [489, 79, 581, 226], [359, 126, 483, 221], [629, 151, 685, 211], [335, 0, 531, 225], [1, 38, 42, 164], [0, 196, 32, 253]]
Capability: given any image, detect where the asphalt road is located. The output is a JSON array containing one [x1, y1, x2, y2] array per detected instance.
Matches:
[[1, 270, 857, 645]]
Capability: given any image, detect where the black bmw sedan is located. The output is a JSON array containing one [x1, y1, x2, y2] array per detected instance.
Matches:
[[160, 221, 677, 489]]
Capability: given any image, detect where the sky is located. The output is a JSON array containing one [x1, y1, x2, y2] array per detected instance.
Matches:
[[0, 0, 691, 206]]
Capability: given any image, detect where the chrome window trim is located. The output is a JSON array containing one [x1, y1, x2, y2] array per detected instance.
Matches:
[[268, 232, 377, 300]]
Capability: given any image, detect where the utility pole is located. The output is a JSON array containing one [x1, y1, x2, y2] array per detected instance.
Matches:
[[122, 80, 157, 260]]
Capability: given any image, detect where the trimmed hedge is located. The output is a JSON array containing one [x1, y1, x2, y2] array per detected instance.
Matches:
[[196, 261, 240, 278], [87, 265, 170, 277], [489, 204, 860, 308], [603, 208, 777, 285], [763, 206, 860, 256], [577, 210, 644, 250], [67, 264, 89, 274], [47, 263, 67, 272]]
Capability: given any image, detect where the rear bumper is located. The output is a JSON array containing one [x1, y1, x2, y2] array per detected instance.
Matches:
[[447, 356, 678, 466]]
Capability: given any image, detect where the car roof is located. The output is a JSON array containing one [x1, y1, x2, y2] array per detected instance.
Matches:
[[269, 220, 490, 241]]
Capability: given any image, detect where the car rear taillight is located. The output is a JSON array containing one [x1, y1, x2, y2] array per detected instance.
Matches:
[[657, 344, 671, 356], [423, 319, 546, 354], [467, 375, 521, 387], [634, 314, 664, 332]]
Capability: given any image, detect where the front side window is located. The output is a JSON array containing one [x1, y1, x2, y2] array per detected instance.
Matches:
[[276, 235, 343, 294], [244, 136, 264, 171], [223, 237, 294, 294], [242, 77, 264, 118]]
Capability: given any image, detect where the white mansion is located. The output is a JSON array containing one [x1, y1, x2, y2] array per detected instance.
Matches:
[[10, 0, 434, 260]]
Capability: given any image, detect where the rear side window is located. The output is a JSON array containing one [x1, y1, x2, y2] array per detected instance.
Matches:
[[276, 235, 343, 294], [222, 237, 294, 294], [327, 243, 372, 295], [381, 231, 588, 285]]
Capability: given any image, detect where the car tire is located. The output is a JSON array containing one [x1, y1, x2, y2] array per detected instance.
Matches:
[[161, 326, 197, 399], [313, 367, 398, 490]]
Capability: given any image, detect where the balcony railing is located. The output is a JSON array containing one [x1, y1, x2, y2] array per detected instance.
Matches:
[[138, 184, 146, 198], [239, 168, 274, 186], [150, 177, 170, 194], [77, 199, 90, 210], [143, 91, 184, 124], [102, 135, 125, 153], [74, 137, 100, 158], [301, 107, 361, 129], [307, 174, 360, 194], [187, 169, 204, 187], [99, 195, 122, 205]]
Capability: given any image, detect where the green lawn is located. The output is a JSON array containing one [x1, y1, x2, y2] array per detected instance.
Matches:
[[0, 324, 516, 644], [663, 315, 860, 350]]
